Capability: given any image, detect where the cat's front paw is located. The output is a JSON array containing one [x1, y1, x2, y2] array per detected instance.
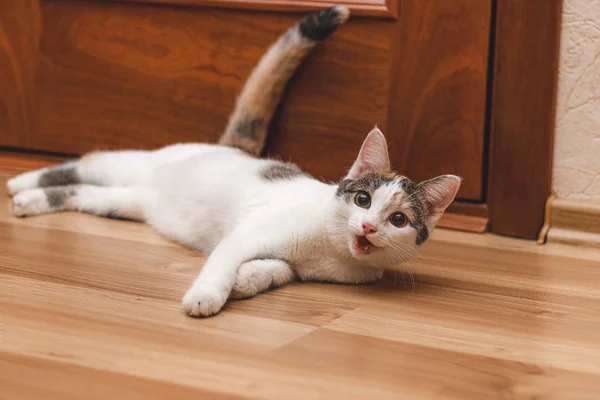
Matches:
[[182, 283, 229, 317]]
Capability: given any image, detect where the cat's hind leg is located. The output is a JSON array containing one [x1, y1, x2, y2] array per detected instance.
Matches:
[[6, 161, 80, 196], [12, 184, 153, 221], [230, 259, 296, 299], [6, 150, 153, 196]]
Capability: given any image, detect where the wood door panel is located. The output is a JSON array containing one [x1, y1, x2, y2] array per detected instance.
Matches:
[[488, 0, 562, 238], [388, 0, 491, 200], [33, 0, 392, 182], [0, 0, 42, 149], [34, 0, 293, 152]]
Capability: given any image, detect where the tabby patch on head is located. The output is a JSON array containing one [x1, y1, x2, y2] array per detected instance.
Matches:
[[336, 172, 396, 201], [395, 178, 429, 245]]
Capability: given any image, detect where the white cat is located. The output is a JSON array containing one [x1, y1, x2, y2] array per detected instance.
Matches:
[[6, 6, 460, 317]]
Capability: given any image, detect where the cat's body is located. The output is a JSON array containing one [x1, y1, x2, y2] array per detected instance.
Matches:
[[7, 7, 460, 317]]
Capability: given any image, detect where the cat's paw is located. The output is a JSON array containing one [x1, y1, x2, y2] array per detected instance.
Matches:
[[182, 283, 229, 317], [299, 6, 351, 41], [12, 189, 47, 217]]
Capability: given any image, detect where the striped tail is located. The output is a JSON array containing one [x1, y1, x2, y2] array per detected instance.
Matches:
[[218, 6, 351, 156]]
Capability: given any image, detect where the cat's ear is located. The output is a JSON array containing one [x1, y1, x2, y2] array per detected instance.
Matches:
[[346, 127, 391, 179], [417, 175, 462, 227]]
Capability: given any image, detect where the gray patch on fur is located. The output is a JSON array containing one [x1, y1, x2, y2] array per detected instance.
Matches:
[[231, 117, 265, 141], [106, 209, 121, 219], [104, 209, 132, 220], [398, 179, 430, 245], [413, 212, 429, 246], [39, 165, 80, 188], [45, 187, 77, 208], [261, 162, 307, 181]]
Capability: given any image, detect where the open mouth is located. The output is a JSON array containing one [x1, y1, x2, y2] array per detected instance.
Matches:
[[354, 235, 376, 254]]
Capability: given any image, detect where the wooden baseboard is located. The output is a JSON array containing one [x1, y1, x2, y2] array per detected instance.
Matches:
[[546, 198, 600, 248], [0, 151, 67, 173], [437, 202, 488, 233], [437, 212, 487, 233]]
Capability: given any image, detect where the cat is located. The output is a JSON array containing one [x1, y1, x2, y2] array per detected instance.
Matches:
[[6, 6, 460, 317]]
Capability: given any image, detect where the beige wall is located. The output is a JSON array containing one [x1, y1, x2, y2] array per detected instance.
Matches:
[[553, 0, 600, 200]]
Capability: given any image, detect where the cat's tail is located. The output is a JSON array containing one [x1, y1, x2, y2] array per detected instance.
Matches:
[[218, 6, 350, 156]]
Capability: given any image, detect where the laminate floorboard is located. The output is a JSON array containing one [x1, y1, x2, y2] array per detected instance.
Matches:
[[1, 156, 599, 399]]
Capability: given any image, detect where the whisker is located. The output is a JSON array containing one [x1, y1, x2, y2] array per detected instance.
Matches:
[[385, 242, 419, 292]]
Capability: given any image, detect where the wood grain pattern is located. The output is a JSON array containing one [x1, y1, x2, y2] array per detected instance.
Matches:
[[487, 0, 562, 238], [107, 0, 399, 18], [387, 0, 491, 200], [23, 0, 490, 199], [0, 0, 42, 148], [2, 164, 600, 399], [1, 352, 241, 400], [33, 0, 394, 184]]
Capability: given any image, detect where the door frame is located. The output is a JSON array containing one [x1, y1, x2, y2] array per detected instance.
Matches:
[[485, 0, 562, 239], [416, 0, 562, 239]]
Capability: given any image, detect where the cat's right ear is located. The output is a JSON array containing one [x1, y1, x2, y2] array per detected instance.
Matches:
[[345, 127, 391, 179]]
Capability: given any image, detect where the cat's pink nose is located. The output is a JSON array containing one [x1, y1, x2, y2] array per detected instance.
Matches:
[[362, 222, 377, 235]]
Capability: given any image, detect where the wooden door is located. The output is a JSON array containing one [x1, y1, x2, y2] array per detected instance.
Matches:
[[1, 0, 500, 236], [0, 0, 491, 199], [0, 0, 42, 149]]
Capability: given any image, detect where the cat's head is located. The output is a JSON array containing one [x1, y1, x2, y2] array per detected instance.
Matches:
[[332, 127, 461, 266]]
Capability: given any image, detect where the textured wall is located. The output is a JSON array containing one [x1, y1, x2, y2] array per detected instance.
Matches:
[[553, 0, 600, 200]]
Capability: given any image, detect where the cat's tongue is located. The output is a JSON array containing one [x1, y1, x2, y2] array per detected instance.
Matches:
[[355, 235, 374, 253]]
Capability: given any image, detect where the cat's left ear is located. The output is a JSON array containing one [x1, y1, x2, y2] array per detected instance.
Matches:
[[346, 127, 391, 179], [417, 175, 462, 227]]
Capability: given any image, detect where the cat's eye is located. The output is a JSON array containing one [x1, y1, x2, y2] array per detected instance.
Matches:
[[354, 191, 371, 208], [389, 212, 408, 228]]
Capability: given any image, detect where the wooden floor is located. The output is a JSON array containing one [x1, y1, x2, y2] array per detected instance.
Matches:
[[2, 157, 600, 400]]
